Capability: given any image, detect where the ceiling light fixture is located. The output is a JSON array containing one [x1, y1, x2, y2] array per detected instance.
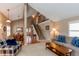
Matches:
[[6, 9, 11, 23]]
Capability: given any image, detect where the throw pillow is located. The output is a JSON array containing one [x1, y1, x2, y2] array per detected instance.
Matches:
[[75, 39, 79, 47], [56, 35, 66, 43], [71, 37, 77, 46], [6, 39, 17, 46]]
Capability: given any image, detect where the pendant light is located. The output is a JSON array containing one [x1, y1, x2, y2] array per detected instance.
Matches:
[[6, 9, 11, 23]]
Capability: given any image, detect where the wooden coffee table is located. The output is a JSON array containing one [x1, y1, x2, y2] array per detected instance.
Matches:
[[46, 42, 72, 56]]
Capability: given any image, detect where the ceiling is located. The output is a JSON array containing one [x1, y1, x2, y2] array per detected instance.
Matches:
[[0, 3, 24, 21], [29, 3, 79, 21]]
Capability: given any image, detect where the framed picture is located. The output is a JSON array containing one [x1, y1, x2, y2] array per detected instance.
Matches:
[[45, 25, 49, 30], [3, 26, 6, 32]]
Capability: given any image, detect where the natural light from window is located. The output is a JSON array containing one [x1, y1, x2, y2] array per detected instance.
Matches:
[[7, 25, 11, 37], [69, 23, 79, 37]]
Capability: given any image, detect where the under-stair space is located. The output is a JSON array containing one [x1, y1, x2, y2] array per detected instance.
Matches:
[[32, 23, 45, 40]]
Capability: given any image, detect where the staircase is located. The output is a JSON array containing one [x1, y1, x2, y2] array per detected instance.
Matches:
[[33, 23, 45, 40], [27, 5, 48, 40]]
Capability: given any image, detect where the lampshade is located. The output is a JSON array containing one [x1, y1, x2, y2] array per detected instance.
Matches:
[[52, 28, 56, 31], [32, 14, 35, 18], [50, 28, 59, 36], [6, 20, 11, 23]]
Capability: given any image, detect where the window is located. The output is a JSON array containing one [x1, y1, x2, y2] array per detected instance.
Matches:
[[69, 23, 79, 37], [7, 25, 11, 37]]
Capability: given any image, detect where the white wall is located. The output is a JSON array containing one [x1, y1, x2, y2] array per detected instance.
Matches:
[[0, 12, 8, 39], [38, 17, 79, 40], [39, 20, 54, 40], [56, 21, 69, 36], [27, 5, 37, 17], [56, 16, 79, 36], [11, 19, 24, 35]]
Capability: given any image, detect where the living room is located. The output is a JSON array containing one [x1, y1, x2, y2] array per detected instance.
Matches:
[[26, 3, 79, 56], [1, 3, 79, 56], [0, 3, 25, 56]]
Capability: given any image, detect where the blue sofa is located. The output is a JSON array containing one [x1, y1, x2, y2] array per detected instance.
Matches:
[[55, 36, 79, 56]]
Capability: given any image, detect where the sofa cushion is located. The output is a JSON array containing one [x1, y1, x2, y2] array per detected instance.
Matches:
[[6, 39, 17, 46], [71, 37, 79, 47], [56, 35, 66, 43], [71, 37, 77, 46], [75, 39, 79, 47]]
